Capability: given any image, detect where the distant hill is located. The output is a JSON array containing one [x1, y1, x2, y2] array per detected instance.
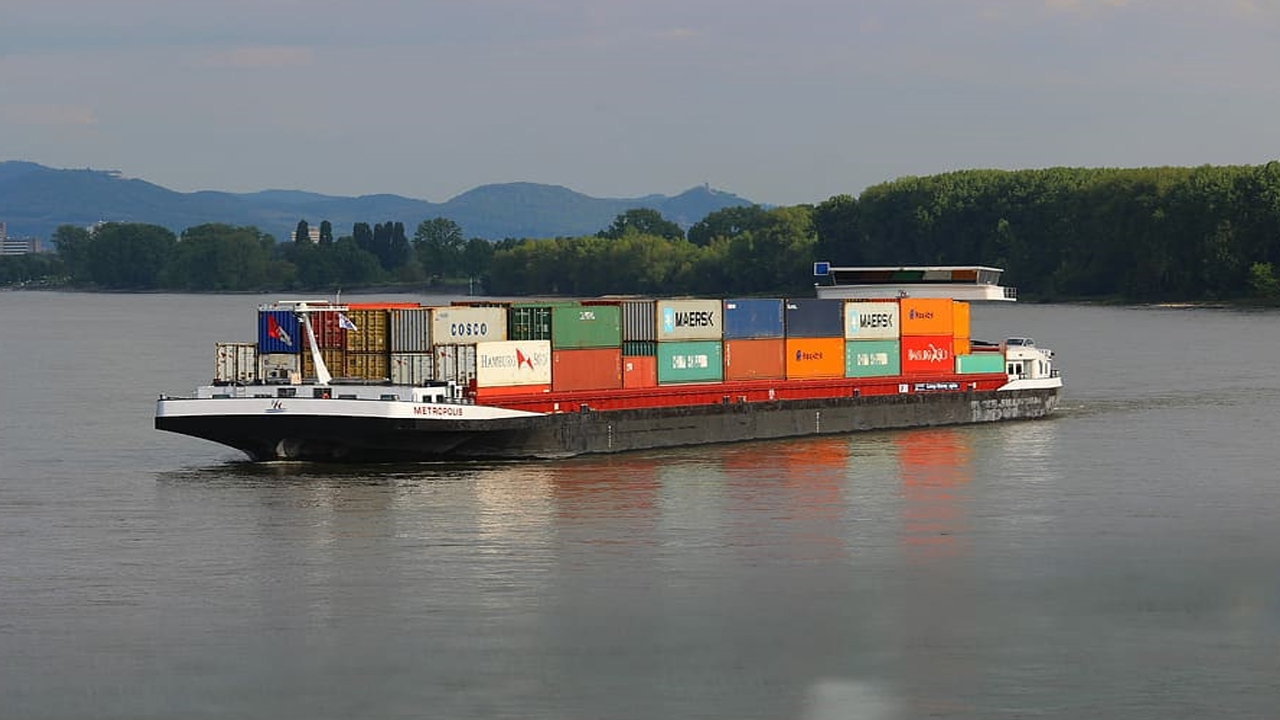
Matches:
[[0, 162, 758, 243]]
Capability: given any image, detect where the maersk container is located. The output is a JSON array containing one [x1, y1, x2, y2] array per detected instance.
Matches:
[[784, 299, 844, 338], [475, 340, 552, 387], [552, 348, 623, 392], [620, 300, 656, 342], [723, 338, 785, 381], [656, 341, 723, 384], [343, 309, 389, 353], [258, 353, 300, 382], [844, 339, 900, 378], [843, 301, 900, 341], [389, 308, 432, 353], [722, 298, 785, 339], [551, 304, 621, 349], [956, 353, 1004, 374], [656, 299, 722, 342], [900, 335, 955, 375], [258, 309, 301, 354], [390, 353, 434, 385], [784, 337, 845, 379], [433, 344, 477, 386], [214, 342, 257, 383], [432, 306, 507, 346]]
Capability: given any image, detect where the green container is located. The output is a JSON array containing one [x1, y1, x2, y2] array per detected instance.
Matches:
[[657, 341, 724, 384], [551, 304, 621, 349], [845, 340, 900, 378], [956, 353, 1005, 374], [623, 340, 658, 356], [508, 305, 554, 341]]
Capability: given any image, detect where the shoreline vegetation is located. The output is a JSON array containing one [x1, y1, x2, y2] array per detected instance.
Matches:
[[4, 163, 1280, 306]]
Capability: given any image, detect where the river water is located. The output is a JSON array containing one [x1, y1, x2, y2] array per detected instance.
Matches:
[[2, 292, 1278, 719]]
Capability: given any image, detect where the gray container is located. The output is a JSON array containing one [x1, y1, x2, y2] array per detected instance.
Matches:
[[433, 344, 478, 386], [214, 342, 257, 383], [390, 308, 432, 353], [390, 352, 435, 385], [621, 300, 657, 341]]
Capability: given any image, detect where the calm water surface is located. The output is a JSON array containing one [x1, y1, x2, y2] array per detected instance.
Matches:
[[2, 292, 1279, 719]]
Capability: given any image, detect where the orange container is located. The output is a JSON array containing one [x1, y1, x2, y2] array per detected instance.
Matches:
[[552, 348, 623, 392], [900, 335, 954, 375], [899, 298, 954, 336], [724, 338, 785, 381], [952, 301, 970, 339], [622, 355, 657, 388], [953, 337, 971, 356], [784, 337, 845, 379]]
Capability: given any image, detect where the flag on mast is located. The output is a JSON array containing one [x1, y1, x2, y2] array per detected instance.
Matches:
[[338, 313, 358, 331]]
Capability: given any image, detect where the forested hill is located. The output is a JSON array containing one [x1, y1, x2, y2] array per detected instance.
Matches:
[[0, 161, 754, 241]]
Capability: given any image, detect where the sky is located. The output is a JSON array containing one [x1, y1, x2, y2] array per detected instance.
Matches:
[[3, 0, 1279, 206]]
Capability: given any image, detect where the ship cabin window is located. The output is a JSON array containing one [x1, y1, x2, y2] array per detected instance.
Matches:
[[277, 387, 297, 398]]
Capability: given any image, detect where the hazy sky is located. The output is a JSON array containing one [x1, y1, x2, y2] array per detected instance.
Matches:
[[3, 0, 1278, 205]]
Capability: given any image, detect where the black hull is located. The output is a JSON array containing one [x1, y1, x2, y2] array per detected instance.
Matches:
[[156, 387, 1060, 462]]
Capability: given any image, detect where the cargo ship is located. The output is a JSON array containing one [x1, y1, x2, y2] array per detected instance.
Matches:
[[155, 265, 1062, 461]]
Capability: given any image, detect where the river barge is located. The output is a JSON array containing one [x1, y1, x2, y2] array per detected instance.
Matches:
[[155, 265, 1062, 461]]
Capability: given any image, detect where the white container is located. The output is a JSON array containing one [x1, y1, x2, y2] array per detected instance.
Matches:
[[475, 340, 552, 387], [390, 308, 432, 353], [843, 301, 900, 340], [656, 299, 722, 341], [432, 344, 477, 386], [258, 353, 300, 382], [389, 353, 434, 385], [214, 342, 257, 383], [430, 306, 507, 346]]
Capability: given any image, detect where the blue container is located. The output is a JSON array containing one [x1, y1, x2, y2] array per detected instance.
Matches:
[[258, 309, 301, 354], [784, 299, 844, 338], [722, 298, 785, 339]]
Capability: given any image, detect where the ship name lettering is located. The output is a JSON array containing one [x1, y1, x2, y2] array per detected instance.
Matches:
[[414, 405, 465, 417]]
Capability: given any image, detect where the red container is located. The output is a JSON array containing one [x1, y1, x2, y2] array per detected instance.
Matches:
[[622, 355, 657, 388], [308, 310, 347, 349], [900, 335, 955, 375], [724, 338, 785, 381], [552, 347, 623, 392]]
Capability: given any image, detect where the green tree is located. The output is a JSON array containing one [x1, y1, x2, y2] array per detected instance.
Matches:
[[294, 219, 311, 244], [414, 217, 465, 280], [51, 224, 93, 282], [687, 205, 769, 246], [597, 208, 685, 241], [86, 222, 176, 288], [319, 220, 334, 245]]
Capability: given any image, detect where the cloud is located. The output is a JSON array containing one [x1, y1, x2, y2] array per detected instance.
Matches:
[[200, 45, 314, 69], [3, 103, 97, 126]]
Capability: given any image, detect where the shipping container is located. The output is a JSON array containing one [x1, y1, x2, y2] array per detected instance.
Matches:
[[214, 342, 257, 383], [306, 310, 347, 349], [343, 309, 390, 353], [622, 355, 657, 388], [900, 335, 955, 375], [622, 340, 658, 356], [785, 337, 846, 379], [475, 340, 552, 387], [258, 352, 300, 382], [620, 300, 656, 341], [722, 298, 785, 339], [784, 299, 844, 338], [551, 304, 622, 349], [389, 353, 435, 385], [345, 352, 390, 381], [656, 341, 724, 384], [508, 304, 553, 341], [844, 339, 900, 378], [552, 347, 624, 392], [258, 309, 301, 354], [723, 338, 786, 381], [656, 299, 722, 341], [433, 344, 477, 386], [956, 353, 1005, 374], [389, 308, 432, 353], [301, 347, 347, 380], [952, 301, 971, 339], [843, 301, 900, 341], [953, 337, 971, 356], [432, 306, 507, 345], [899, 298, 954, 337], [348, 302, 421, 310]]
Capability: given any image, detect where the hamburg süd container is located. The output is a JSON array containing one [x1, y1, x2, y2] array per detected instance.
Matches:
[[551, 304, 622, 349], [723, 338, 786, 381], [258, 309, 301, 354], [432, 306, 508, 346], [844, 339, 900, 378], [343, 309, 390, 353], [900, 335, 955, 375], [390, 353, 434, 385], [956, 353, 1005, 374], [656, 299, 722, 342], [475, 340, 552, 388], [656, 341, 724, 384], [389, 308, 432, 353], [843, 301, 900, 341], [722, 298, 785, 339], [899, 298, 954, 337], [623, 355, 657, 388], [784, 337, 845, 379], [552, 348, 624, 392], [784, 299, 844, 338], [214, 342, 257, 384]]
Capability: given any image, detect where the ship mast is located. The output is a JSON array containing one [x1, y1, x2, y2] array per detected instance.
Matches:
[[275, 300, 347, 386]]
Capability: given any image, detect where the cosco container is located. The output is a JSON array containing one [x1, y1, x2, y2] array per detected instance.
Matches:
[[343, 309, 389, 353], [843, 301, 900, 341], [552, 348, 623, 392], [784, 299, 844, 338], [214, 342, 257, 383], [389, 308, 432, 353], [475, 340, 552, 387], [844, 340, 900, 378], [723, 338, 785, 381], [900, 335, 955, 375], [345, 352, 389, 381], [952, 301, 971, 339], [390, 353, 435, 385], [620, 300, 656, 341], [956, 353, 1004, 374], [258, 309, 301, 354], [722, 298, 785, 339], [432, 344, 477, 386], [899, 298, 953, 337], [258, 353, 299, 382], [623, 355, 657, 388], [784, 337, 845, 379], [432, 306, 507, 345], [656, 341, 723, 384], [656, 299, 722, 342], [301, 347, 347, 380], [551, 304, 622, 349]]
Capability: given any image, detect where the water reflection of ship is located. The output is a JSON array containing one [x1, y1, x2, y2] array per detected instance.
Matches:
[[895, 428, 975, 562]]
